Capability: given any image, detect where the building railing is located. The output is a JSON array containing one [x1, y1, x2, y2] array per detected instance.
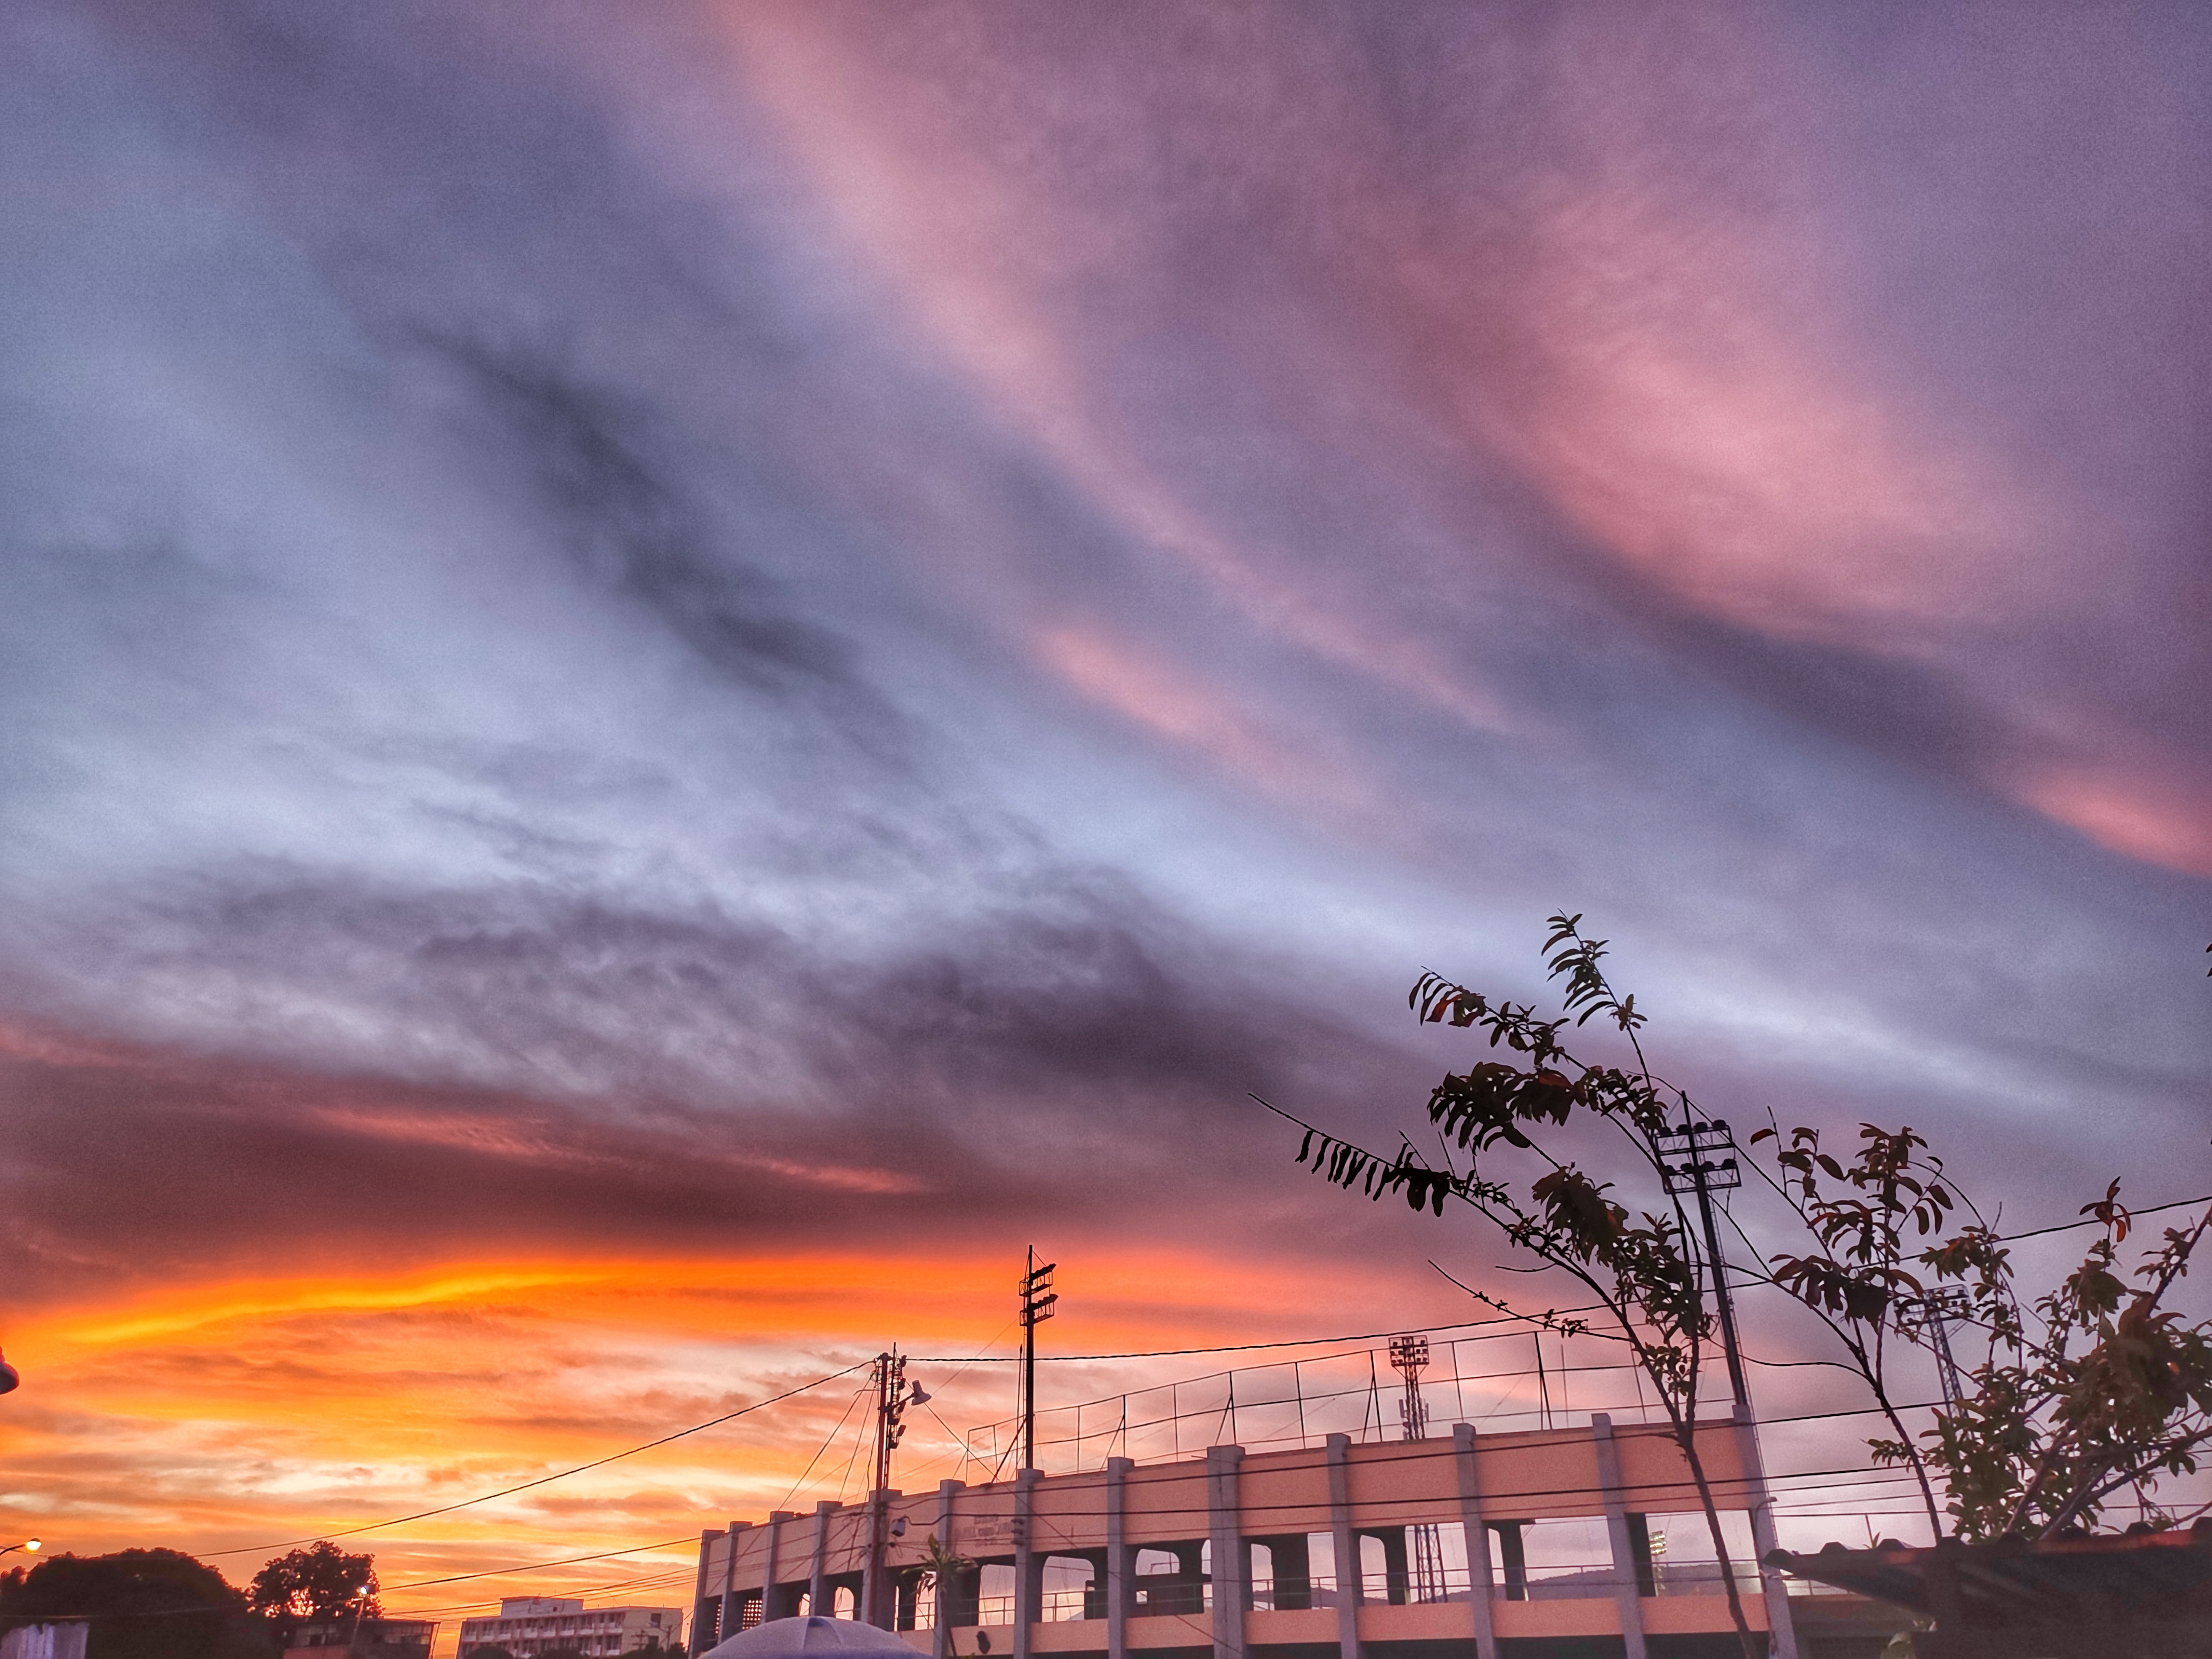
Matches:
[[959, 1336, 1676, 1480]]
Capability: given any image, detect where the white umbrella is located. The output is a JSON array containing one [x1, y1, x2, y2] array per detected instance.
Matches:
[[702, 1616, 918, 1659]]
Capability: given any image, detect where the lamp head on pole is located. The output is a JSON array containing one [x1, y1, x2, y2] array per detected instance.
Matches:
[[0, 1351, 19, 1395]]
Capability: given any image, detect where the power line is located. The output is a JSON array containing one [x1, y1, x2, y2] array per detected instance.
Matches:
[[394, 1562, 703, 1622], [773, 1385, 873, 1512], [201, 1191, 2212, 1572], [699, 1402, 1962, 1533], [187, 1334, 1840, 1585], [183, 1186, 2212, 1592], [1996, 1191, 2212, 1242], [832, 1386, 877, 1504], [376, 1411, 1970, 1618], [384, 1536, 697, 1592], [906, 1306, 1611, 1365], [902, 1192, 2212, 1370], [198, 1360, 871, 1560], [384, 1454, 1947, 1616]]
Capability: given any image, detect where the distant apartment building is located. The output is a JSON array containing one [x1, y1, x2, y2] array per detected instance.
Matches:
[[458, 1597, 684, 1657], [283, 1615, 437, 1657]]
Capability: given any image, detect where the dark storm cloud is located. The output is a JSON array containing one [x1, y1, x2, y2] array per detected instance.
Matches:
[[441, 341, 861, 699], [0, 862, 1438, 1302]]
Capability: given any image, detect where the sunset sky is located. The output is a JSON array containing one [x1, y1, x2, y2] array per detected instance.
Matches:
[[3, 2, 2210, 1646]]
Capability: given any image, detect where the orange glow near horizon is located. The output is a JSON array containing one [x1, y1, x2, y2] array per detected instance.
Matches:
[[0, 1240, 1461, 1645]]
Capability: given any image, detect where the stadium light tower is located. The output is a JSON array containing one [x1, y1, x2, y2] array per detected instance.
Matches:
[[1387, 1334, 1430, 1441]]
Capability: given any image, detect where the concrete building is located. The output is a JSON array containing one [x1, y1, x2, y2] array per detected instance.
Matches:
[[459, 1597, 685, 1657], [284, 1615, 438, 1656], [689, 1411, 1817, 1659]]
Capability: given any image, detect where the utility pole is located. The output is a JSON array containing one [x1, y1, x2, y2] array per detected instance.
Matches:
[[1019, 1248, 1057, 1472], [1657, 1115, 1748, 1410], [865, 1349, 928, 1627], [1658, 1117, 1798, 1659], [872, 1350, 909, 1496]]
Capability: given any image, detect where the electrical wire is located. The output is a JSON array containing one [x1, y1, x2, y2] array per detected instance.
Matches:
[[962, 1353, 1687, 1455], [197, 1359, 872, 1560], [382, 1536, 698, 1593], [198, 1191, 2202, 1571], [900, 1191, 2212, 1371], [395, 1561, 703, 1622], [177, 1179, 2212, 1610], [905, 1306, 1608, 1365], [1996, 1191, 2212, 1242], [371, 1405, 1987, 1621], [773, 1386, 873, 1513], [833, 1390, 877, 1504]]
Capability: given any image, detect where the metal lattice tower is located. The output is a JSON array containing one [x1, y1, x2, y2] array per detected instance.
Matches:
[[1389, 1334, 1445, 1600], [1388, 1334, 1431, 1439], [1927, 1288, 1969, 1408]]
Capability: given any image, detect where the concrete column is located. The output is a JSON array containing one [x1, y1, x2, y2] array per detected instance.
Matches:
[[810, 1500, 835, 1617], [1105, 1458, 1131, 1659], [864, 1490, 905, 1629], [1325, 1434, 1361, 1659], [1734, 1404, 1802, 1659], [1205, 1445, 1247, 1659], [1451, 1425, 1500, 1659], [1013, 1468, 1041, 1659], [692, 1529, 718, 1656], [861, 1493, 882, 1629], [1257, 1535, 1312, 1610], [1368, 1529, 1407, 1605], [764, 1511, 793, 1620], [1591, 1415, 1648, 1659], [719, 1520, 751, 1645], [933, 1480, 962, 1659], [1491, 1525, 1528, 1602]]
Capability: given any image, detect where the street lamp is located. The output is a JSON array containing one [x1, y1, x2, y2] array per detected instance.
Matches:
[[345, 1582, 372, 1659], [0, 1349, 20, 1395], [0, 1540, 40, 1559]]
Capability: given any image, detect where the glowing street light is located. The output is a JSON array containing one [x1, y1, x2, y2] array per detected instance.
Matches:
[[0, 1540, 40, 1559]]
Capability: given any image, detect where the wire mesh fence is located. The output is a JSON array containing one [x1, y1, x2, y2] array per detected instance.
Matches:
[[958, 1332, 1671, 1479]]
